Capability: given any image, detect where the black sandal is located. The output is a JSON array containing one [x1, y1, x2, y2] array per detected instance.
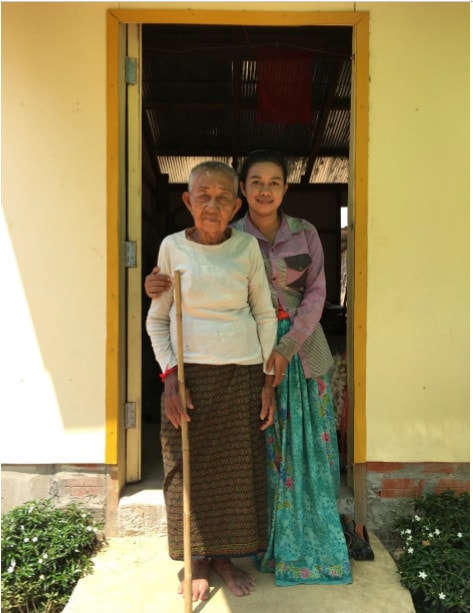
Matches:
[[340, 514, 375, 561]]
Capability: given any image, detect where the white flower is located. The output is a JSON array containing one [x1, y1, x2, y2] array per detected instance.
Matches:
[[81, 513, 87, 518], [407, 547, 414, 554], [414, 515, 421, 521], [86, 526, 93, 531], [405, 528, 412, 534], [418, 571, 428, 579], [434, 528, 440, 535], [439, 592, 446, 600], [32, 536, 38, 543], [39, 574, 45, 580], [7, 566, 15, 573], [20, 525, 25, 531], [400, 529, 405, 536], [42, 553, 48, 559], [428, 532, 433, 538], [38, 559, 43, 564], [457, 532, 463, 538], [24, 537, 29, 543], [406, 535, 413, 541], [10, 559, 16, 568]]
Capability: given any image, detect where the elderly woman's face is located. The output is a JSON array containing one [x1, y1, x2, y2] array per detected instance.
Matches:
[[182, 170, 241, 239]]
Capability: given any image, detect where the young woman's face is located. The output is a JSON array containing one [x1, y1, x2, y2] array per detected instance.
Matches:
[[240, 161, 288, 218]]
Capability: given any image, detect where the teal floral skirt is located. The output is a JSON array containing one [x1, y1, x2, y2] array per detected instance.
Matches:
[[257, 319, 352, 586]]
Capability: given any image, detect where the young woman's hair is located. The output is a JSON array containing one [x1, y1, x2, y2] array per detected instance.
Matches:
[[239, 149, 288, 184], [188, 161, 239, 194]]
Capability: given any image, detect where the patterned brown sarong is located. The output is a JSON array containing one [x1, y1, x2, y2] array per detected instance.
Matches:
[[161, 363, 267, 560]]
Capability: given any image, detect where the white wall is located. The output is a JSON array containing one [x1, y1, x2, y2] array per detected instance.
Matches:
[[1, 3, 108, 462], [1, 2, 469, 464], [361, 2, 470, 461]]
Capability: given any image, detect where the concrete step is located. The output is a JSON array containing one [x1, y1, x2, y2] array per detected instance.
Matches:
[[118, 427, 166, 536], [118, 487, 167, 537], [117, 467, 354, 537], [119, 424, 354, 536]]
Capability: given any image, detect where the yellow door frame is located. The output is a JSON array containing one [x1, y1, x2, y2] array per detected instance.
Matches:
[[106, 6, 369, 515], [125, 24, 143, 484]]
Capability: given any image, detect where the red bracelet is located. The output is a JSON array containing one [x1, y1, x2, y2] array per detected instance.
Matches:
[[160, 365, 177, 383]]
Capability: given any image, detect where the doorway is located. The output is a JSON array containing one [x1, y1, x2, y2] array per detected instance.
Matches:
[[138, 23, 353, 490], [106, 8, 369, 521]]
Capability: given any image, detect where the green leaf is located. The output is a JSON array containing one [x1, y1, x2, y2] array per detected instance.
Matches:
[[1, 499, 105, 613]]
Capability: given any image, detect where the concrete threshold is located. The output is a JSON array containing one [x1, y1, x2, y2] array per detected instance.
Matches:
[[116, 453, 354, 537], [64, 532, 415, 613], [90, 425, 413, 611]]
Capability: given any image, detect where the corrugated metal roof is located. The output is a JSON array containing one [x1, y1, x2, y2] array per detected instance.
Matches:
[[143, 24, 352, 184], [157, 155, 349, 185]]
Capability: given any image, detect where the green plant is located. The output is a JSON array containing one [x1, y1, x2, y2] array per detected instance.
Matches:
[[1, 499, 104, 613], [393, 489, 469, 613]]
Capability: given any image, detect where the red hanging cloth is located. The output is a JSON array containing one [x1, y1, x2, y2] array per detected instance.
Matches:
[[256, 47, 313, 125]]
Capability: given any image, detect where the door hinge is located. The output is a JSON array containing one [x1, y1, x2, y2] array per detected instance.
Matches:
[[124, 402, 136, 428], [124, 241, 137, 268], [125, 57, 137, 85]]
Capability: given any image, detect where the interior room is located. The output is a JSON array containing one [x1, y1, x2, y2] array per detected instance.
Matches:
[[137, 23, 352, 491]]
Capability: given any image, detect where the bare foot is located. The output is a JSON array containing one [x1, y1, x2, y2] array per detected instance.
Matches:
[[211, 558, 256, 597], [178, 558, 211, 602]]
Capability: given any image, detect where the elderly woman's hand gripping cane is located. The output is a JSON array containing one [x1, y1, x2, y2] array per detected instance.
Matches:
[[163, 371, 194, 430]]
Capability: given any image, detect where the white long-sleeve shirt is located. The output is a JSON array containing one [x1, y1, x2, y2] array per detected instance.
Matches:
[[146, 229, 277, 374]]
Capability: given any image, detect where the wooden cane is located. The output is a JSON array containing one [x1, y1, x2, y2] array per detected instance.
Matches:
[[174, 270, 192, 612]]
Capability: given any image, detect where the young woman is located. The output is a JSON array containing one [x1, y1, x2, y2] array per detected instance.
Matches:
[[234, 150, 352, 586], [145, 151, 352, 587]]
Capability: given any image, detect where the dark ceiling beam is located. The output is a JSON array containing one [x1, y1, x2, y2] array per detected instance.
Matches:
[[142, 111, 163, 185], [155, 147, 349, 158], [301, 61, 345, 184], [231, 59, 243, 170], [144, 101, 230, 111], [143, 97, 351, 112], [142, 46, 351, 63], [142, 26, 352, 58]]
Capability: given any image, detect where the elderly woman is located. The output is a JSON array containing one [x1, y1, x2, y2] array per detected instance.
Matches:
[[146, 161, 277, 602]]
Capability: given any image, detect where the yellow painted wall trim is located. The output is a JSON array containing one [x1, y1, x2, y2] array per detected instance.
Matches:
[[109, 8, 368, 27], [352, 14, 369, 463], [106, 10, 121, 464], [105, 7, 369, 467]]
